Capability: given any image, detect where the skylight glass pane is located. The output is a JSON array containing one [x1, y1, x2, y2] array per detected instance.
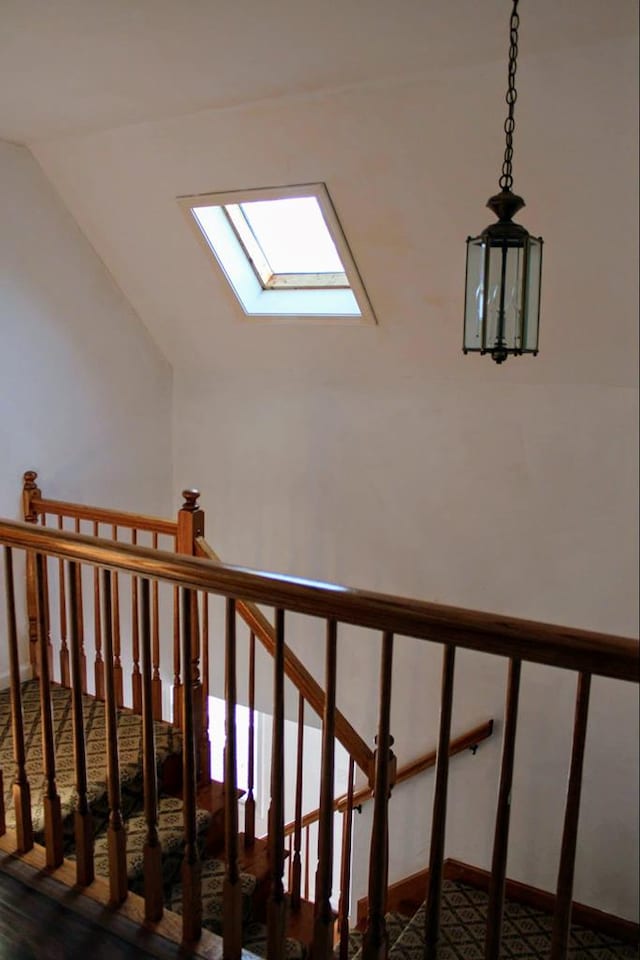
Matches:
[[239, 197, 345, 275]]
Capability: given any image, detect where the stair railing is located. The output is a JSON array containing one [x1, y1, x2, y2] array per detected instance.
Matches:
[[1, 516, 638, 960]]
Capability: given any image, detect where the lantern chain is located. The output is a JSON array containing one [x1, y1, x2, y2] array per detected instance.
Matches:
[[499, 0, 520, 192]]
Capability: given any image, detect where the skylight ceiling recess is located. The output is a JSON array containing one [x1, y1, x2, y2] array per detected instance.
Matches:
[[180, 183, 376, 323]]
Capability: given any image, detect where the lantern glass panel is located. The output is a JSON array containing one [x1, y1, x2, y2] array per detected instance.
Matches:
[[485, 240, 524, 352], [523, 236, 542, 352], [464, 237, 485, 351]]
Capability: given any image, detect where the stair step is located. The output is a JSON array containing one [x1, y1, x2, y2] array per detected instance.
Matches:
[[0, 680, 182, 848], [338, 911, 410, 960], [166, 857, 255, 935], [87, 797, 212, 893]]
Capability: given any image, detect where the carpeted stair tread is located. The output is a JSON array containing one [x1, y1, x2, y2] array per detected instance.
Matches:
[[0, 680, 181, 844], [86, 797, 211, 893], [241, 921, 307, 959], [387, 881, 639, 960], [166, 857, 256, 935], [337, 911, 410, 959]]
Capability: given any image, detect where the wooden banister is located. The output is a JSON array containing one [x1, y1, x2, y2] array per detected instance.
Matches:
[[196, 537, 375, 780], [31, 495, 177, 536], [1, 520, 631, 682]]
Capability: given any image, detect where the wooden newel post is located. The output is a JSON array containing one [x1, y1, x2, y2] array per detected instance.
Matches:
[[22, 471, 41, 678], [176, 490, 208, 784]]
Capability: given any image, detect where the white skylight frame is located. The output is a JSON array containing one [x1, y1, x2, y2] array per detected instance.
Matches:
[[179, 183, 377, 324]]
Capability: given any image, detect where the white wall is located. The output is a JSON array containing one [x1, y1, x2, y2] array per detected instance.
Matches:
[[0, 140, 173, 682], [25, 20, 639, 922]]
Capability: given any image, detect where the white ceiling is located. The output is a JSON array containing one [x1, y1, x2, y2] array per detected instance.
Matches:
[[2, 1, 638, 387], [0, 0, 635, 143]]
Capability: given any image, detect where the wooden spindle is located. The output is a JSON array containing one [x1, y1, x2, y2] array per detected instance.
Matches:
[[224, 598, 242, 959], [111, 525, 124, 708], [550, 672, 592, 960], [39, 516, 53, 679], [22, 471, 41, 675], [68, 561, 94, 886], [245, 630, 256, 848], [181, 587, 202, 943], [73, 518, 87, 693], [173, 584, 182, 728], [313, 619, 338, 958], [35, 552, 64, 868], [57, 516, 70, 686], [4, 546, 33, 852], [338, 758, 356, 960], [291, 691, 305, 910], [267, 608, 287, 959], [140, 578, 163, 922], [131, 530, 142, 713], [304, 824, 311, 901], [200, 592, 211, 783], [424, 644, 456, 960], [102, 570, 128, 904], [151, 533, 162, 720], [93, 522, 104, 699], [485, 658, 522, 960], [362, 631, 394, 960]]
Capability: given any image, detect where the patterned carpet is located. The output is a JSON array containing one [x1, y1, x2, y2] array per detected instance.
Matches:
[[339, 882, 638, 960], [1, 683, 636, 959], [0, 680, 307, 957]]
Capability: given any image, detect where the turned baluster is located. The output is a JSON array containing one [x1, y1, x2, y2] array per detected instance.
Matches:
[[244, 630, 257, 847], [102, 570, 128, 904], [313, 618, 338, 958], [140, 578, 163, 922], [176, 491, 205, 781], [130, 530, 142, 713], [151, 532, 162, 720], [338, 758, 356, 960], [424, 644, 456, 959], [550, 672, 592, 960], [290, 691, 305, 909], [111, 525, 124, 708], [304, 824, 311, 901], [180, 586, 202, 942], [35, 552, 64, 868], [57, 516, 70, 686], [73, 518, 87, 693], [93, 522, 104, 699], [22, 470, 41, 676], [224, 598, 242, 958], [362, 631, 395, 960], [4, 546, 33, 851], [485, 658, 522, 960], [267, 608, 287, 959], [173, 583, 182, 728], [200, 592, 211, 783], [68, 561, 94, 886], [38, 515, 53, 679]]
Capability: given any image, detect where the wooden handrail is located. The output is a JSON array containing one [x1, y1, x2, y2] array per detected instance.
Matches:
[[0, 519, 637, 683], [31, 495, 177, 537], [195, 536, 375, 779], [281, 719, 494, 838]]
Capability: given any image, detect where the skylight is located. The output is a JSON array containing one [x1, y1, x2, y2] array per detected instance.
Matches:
[[179, 183, 376, 323]]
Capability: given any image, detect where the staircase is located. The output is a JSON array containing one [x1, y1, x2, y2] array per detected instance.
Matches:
[[0, 473, 638, 959]]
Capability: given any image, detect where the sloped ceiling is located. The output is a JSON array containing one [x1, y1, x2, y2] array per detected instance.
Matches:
[[1, 0, 638, 385]]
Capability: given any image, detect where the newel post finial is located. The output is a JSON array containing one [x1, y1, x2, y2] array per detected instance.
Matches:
[[181, 489, 201, 513], [22, 470, 41, 523]]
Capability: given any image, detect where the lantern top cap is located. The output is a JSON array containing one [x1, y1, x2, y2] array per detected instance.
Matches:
[[487, 188, 525, 223]]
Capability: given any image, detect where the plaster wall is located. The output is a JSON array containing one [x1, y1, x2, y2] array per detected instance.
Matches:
[[0, 140, 173, 683]]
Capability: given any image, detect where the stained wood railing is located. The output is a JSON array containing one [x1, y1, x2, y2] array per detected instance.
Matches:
[[0, 509, 638, 960]]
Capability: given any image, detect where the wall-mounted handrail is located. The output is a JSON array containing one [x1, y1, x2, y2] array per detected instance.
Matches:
[[282, 719, 494, 838], [1, 519, 637, 683], [195, 536, 375, 779]]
